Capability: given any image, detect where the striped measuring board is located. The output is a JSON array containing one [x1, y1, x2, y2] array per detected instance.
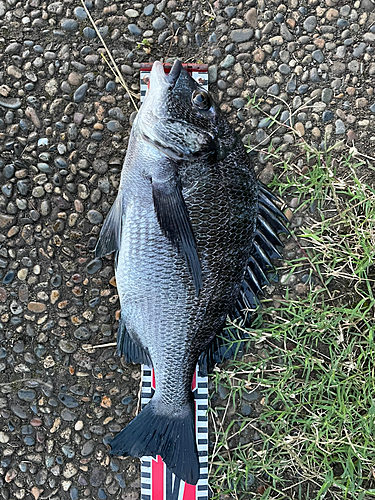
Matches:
[[139, 63, 210, 500], [140, 366, 209, 500]]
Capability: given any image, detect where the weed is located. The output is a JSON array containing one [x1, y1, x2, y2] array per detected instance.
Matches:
[[209, 146, 375, 500]]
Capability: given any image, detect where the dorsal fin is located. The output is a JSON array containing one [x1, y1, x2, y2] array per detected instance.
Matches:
[[199, 182, 290, 374]]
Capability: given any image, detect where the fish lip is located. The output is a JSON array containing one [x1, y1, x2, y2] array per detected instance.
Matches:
[[167, 60, 182, 88], [150, 60, 182, 90]]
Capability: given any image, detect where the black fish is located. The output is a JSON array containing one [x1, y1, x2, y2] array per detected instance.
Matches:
[[95, 60, 288, 485]]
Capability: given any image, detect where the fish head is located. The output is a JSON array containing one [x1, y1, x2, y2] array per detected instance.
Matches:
[[135, 60, 232, 161]]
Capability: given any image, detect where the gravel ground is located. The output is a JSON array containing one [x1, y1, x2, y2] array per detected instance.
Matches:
[[0, 0, 375, 498]]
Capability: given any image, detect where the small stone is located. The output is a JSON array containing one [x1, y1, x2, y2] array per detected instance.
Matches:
[[74, 326, 92, 341], [18, 389, 36, 402], [256, 76, 273, 88], [68, 72, 83, 86], [232, 98, 245, 109], [87, 210, 103, 224], [208, 65, 217, 84], [220, 55, 235, 68], [74, 83, 88, 103], [335, 119, 345, 134], [83, 27, 96, 39], [267, 84, 279, 96], [128, 24, 142, 36], [152, 17, 166, 30], [245, 8, 257, 28], [243, 390, 259, 402], [11, 404, 27, 419], [326, 8, 339, 21], [322, 110, 334, 122], [0, 97, 22, 109], [107, 120, 123, 132], [241, 403, 252, 416], [294, 122, 305, 136], [304, 16, 317, 32], [0, 213, 15, 229], [7, 66, 22, 79], [25, 106, 41, 128], [0, 431, 9, 443], [63, 463, 78, 479], [286, 75, 296, 93], [230, 29, 253, 42], [356, 98, 368, 108], [61, 408, 76, 421], [90, 467, 105, 487], [81, 440, 95, 456], [61, 19, 78, 32], [59, 340, 77, 354], [364, 33, 375, 43], [269, 35, 283, 46], [144, 4, 154, 16], [125, 8, 139, 17], [28, 302, 46, 313], [59, 393, 79, 409], [252, 48, 265, 63], [45, 79, 59, 96], [321, 88, 333, 104], [74, 6, 87, 20], [312, 50, 324, 63], [75, 420, 84, 431]]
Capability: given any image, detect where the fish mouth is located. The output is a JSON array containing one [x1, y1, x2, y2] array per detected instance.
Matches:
[[150, 60, 182, 90]]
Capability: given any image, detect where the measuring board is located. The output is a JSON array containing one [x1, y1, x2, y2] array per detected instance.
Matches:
[[139, 63, 210, 500]]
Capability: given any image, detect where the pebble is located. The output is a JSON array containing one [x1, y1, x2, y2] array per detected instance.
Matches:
[[144, 4, 154, 15], [83, 27, 96, 39], [61, 19, 78, 32], [74, 83, 88, 103], [128, 24, 142, 36], [335, 119, 345, 134], [230, 29, 253, 43], [220, 55, 235, 68], [28, 302, 46, 313], [59, 340, 77, 354], [152, 17, 166, 30], [304, 16, 317, 32], [81, 440, 95, 456], [0, 97, 22, 109]]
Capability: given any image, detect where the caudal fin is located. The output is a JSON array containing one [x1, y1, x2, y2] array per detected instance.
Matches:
[[110, 398, 200, 485]]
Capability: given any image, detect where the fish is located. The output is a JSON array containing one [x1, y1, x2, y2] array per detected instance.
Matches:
[[94, 60, 288, 485]]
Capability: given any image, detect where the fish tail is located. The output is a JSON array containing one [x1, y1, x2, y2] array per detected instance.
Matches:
[[109, 397, 199, 485]]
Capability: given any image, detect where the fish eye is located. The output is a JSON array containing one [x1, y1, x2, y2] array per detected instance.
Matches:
[[192, 90, 211, 111]]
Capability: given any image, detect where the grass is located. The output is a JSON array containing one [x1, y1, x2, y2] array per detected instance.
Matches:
[[208, 141, 375, 499]]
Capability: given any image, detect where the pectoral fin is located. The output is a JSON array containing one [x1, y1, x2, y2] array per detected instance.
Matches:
[[95, 194, 122, 258], [152, 178, 202, 295]]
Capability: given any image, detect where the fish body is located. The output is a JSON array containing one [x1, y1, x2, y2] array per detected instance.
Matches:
[[95, 61, 286, 485]]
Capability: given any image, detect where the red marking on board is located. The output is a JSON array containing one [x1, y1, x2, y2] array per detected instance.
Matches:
[[152, 455, 164, 499], [183, 482, 197, 499], [191, 370, 197, 391], [150, 368, 197, 391]]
